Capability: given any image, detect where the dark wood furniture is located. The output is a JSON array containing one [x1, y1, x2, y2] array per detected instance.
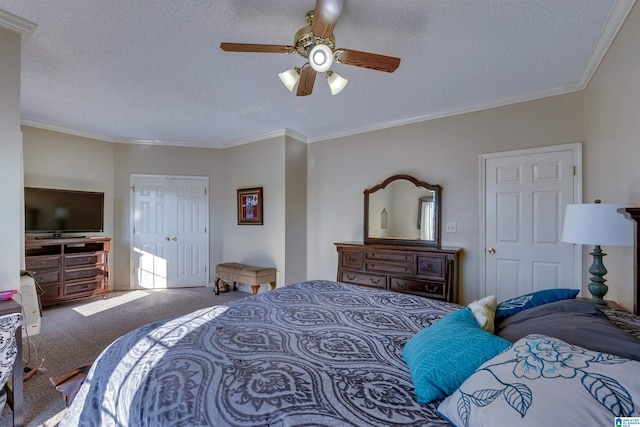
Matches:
[[621, 207, 640, 314], [0, 299, 23, 427], [49, 365, 91, 407], [24, 237, 111, 307], [335, 242, 461, 303]]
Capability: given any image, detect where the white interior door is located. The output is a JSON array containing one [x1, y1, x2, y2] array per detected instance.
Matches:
[[480, 144, 582, 301], [132, 175, 209, 289]]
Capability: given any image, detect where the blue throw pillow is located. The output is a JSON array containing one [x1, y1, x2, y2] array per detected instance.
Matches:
[[402, 308, 511, 404], [494, 288, 579, 322]]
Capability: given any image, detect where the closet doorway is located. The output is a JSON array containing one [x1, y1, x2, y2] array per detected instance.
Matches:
[[131, 175, 209, 289], [480, 143, 582, 300]]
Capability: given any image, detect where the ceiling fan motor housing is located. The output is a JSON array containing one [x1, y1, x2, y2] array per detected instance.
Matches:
[[294, 25, 336, 60]]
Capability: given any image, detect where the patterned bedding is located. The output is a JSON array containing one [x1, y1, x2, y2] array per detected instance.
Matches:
[[61, 281, 640, 426]]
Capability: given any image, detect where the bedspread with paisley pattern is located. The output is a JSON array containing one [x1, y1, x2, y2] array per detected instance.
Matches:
[[61, 280, 463, 426]]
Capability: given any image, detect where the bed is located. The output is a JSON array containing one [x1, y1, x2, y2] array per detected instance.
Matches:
[[61, 280, 640, 426]]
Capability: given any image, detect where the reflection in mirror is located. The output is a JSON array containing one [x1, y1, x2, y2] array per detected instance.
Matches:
[[365, 175, 441, 247]]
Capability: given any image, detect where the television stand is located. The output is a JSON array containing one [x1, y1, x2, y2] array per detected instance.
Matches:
[[24, 237, 111, 307]]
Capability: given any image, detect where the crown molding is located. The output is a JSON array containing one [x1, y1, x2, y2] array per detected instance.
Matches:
[[307, 80, 586, 143], [0, 9, 37, 46], [23, 78, 584, 149], [578, 0, 636, 87], [21, 119, 310, 149]]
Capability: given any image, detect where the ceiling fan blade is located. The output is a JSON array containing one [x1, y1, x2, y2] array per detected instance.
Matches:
[[220, 42, 294, 54], [296, 65, 317, 96], [311, 0, 345, 39], [335, 49, 401, 73]]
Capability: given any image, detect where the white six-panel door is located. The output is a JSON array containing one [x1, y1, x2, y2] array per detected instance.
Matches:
[[481, 144, 582, 301], [131, 175, 209, 289]]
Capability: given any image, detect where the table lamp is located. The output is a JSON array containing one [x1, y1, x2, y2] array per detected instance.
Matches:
[[561, 200, 633, 308]]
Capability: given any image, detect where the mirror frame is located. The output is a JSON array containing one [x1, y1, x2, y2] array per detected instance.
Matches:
[[364, 174, 442, 247]]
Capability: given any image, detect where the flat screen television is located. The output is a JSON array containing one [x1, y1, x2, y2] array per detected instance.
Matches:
[[24, 187, 104, 236]]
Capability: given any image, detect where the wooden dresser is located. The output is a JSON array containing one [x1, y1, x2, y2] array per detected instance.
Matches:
[[25, 237, 111, 307], [335, 242, 461, 303]]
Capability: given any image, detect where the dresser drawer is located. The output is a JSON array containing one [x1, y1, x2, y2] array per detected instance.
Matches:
[[33, 270, 60, 284], [65, 279, 102, 296], [40, 284, 63, 299], [390, 277, 446, 299], [341, 250, 363, 270], [26, 256, 61, 270], [65, 253, 105, 268], [416, 256, 446, 279], [65, 267, 105, 281], [365, 261, 413, 275], [366, 251, 414, 263], [340, 271, 386, 289]]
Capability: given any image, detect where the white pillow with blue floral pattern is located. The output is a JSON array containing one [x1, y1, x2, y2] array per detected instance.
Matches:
[[438, 334, 640, 426]]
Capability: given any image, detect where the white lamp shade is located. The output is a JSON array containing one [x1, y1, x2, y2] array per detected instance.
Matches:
[[326, 71, 347, 95], [278, 68, 300, 92], [309, 44, 333, 72], [561, 203, 633, 246]]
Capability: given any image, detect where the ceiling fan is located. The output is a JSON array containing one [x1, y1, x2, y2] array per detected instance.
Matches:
[[220, 0, 401, 96]]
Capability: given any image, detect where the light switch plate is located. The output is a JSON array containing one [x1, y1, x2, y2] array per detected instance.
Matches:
[[445, 222, 457, 233]]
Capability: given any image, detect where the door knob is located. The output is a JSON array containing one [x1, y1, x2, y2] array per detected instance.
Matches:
[[488, 247, 496, 254]]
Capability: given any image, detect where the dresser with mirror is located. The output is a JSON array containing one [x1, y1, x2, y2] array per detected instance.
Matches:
[[335, 174, 462, 303]]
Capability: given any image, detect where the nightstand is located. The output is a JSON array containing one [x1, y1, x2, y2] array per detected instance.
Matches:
[[576, 297, 627, 312]]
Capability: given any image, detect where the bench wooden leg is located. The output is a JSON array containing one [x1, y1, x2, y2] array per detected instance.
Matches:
[[50, 365, 91, 407], [270, 281, 276, 290], [214, 277, 221, 295], [251, 285, 259, 295]]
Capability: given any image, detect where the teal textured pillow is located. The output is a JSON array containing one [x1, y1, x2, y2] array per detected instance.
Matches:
[[402, 308, 511, 404]]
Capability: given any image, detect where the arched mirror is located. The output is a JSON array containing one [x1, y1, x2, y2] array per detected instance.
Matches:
[[364, 174, 442, 247]]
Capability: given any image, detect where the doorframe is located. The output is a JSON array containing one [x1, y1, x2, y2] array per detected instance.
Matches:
[[129, 174, 210, 290], [478, 142, 583, 297]]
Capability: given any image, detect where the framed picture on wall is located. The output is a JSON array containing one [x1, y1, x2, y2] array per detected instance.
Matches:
[[237, 187, 263, 225]]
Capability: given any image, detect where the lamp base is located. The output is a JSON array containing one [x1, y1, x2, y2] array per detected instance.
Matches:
[[587, 245, 610, 310], [587, 292, 611, 309]]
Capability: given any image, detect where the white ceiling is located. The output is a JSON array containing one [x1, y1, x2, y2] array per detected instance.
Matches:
[[0, 0, 635, 148]]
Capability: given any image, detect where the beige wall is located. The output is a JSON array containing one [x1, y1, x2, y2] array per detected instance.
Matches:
[[22, 127, 115, 235], [222, 137, 287, 292], [307, 92, 585, 303], [584, 2, 640, 310], [0, 27, 24, 291], [111, 143, 225, 290], [285, 137, 308, 284]]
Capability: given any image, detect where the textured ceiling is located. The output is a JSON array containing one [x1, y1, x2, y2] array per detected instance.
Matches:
[[0, 0, 635, 148]]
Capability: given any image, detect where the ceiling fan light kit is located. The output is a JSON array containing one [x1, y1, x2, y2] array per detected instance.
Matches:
[[309, 44, 333, 72], [220, 0, 400, 96], [326, 71, 348, 95], [278, 68, 301, 92]]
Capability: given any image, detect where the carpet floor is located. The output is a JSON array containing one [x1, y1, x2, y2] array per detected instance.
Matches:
[[0, 287, 249, 427]]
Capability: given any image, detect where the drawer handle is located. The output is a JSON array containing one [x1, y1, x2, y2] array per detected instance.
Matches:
[[370, 278, 382, 284], [346, 255, 357, 263], [346, 274, 356, 280], [426, 285, 440, 293]]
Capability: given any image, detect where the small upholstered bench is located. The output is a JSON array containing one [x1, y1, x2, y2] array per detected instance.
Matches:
[[214, 262, 276, 295], [50, 365, 91, 407]]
